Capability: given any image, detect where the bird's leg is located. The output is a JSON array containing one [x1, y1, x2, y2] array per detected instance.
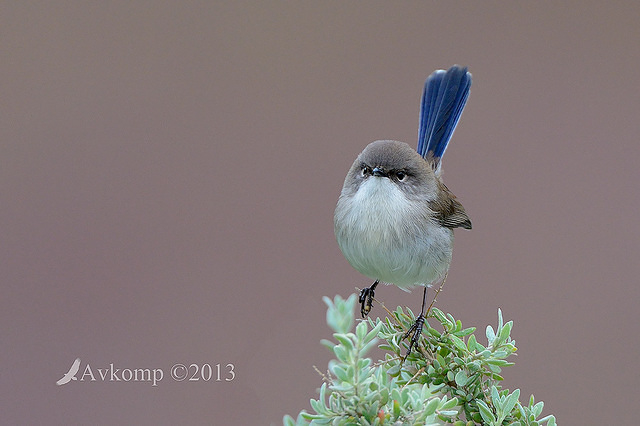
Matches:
[[359, 279, 379, 318], [402, 286, 429, 359]]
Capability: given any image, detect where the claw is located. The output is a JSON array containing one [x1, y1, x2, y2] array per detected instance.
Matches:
[[359, 279, 379, 318], [402, 286, 429, 360], [402, 314, 425, 359]]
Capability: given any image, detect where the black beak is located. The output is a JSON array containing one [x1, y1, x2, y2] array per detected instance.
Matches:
[[372, 167, 387, 177]]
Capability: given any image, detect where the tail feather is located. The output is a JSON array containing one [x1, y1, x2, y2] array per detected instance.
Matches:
[[416, 65, 472, 168]]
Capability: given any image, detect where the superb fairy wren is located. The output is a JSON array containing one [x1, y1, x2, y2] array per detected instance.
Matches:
[[334, 65, 472, 356]]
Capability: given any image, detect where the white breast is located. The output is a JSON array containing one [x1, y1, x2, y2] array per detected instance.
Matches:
[[334, 177, 453, 289]]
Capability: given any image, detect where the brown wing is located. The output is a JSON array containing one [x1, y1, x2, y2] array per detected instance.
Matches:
[[428, 180, 472, 230]]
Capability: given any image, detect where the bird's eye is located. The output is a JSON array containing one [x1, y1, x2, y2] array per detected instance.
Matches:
[[395, 171, 407, 181], [360, 165, 370, 177]]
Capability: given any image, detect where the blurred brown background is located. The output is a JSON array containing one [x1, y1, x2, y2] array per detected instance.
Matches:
[[2, 1, 639, 424]]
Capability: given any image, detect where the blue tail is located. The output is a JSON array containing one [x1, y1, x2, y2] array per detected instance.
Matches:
[[416, 65, 472, 167]]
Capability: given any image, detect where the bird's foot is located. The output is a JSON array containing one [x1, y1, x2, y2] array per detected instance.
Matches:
[[358, 279, 379, 318], [402, 313, 425, 360]]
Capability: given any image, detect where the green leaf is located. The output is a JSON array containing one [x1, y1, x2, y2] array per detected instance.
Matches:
[[454, 319, 463, 332], [540, 415, 556, 425], [497, 321, 513, 345], [454, 370, 468, 387], [427, 326, 442, 338], [467, 334, 477, 351], [364, 321, 383, 344], [485, 359, 511, 366], [477, 400, 496, 424], [333, 333, 355, 352], [329, 382, 352, 392], [491, 386, 500, 404], [331, 365, 350, 382], [355, 320, 368, 340], [432, 308, 452, 329], [478, 349, 491, 358], [393, 399, 401, 418], [458, 326, 476, 337], [493, 350, 509, 359], [486, 325, 496, 344], [440, 396, 458, 410], [387, 363, 401, 376], [532, 400, 544, 417], [449, 335, 468, 354], [333, 345, 349, 363], [309, 398, 325, 414], [424, 397, 439, 415], [502, 389, 520, 415], [447, 370, 455, 382], [359, 339, 379, 358], [319, 383, 327, 403]]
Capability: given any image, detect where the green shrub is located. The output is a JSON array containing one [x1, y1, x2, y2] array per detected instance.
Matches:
[[284, 294, 556, 426]]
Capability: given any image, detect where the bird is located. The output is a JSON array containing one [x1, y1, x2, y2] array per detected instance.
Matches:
[[334, 65, 472, 356], [56, 358, 81, 385]]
